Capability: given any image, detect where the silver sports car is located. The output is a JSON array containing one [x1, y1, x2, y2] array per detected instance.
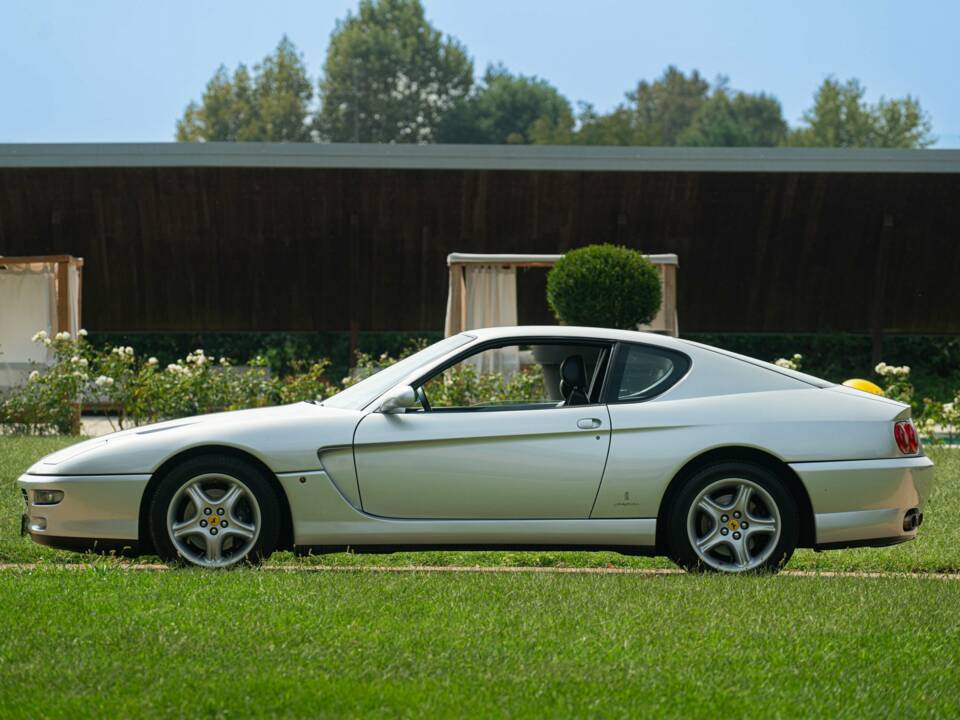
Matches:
[[19, 326, 934, 573]]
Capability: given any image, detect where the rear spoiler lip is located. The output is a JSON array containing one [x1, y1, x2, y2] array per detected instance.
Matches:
[[825, 384, 911, 418]]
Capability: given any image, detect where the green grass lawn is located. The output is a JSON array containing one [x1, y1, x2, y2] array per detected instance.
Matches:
[[0, 568, 958, 718], [2, 437, 959, 718], [2, 436, 958, 573]]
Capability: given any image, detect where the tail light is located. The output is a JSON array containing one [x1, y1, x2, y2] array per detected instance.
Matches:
[[894, 420, 919, 455]]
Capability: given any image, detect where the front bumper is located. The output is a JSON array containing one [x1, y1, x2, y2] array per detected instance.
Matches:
[[17, 473, 149, 550], [790, 455, 934, 546]]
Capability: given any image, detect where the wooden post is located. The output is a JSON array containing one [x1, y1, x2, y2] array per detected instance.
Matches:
[[56, 260, 69, 335]]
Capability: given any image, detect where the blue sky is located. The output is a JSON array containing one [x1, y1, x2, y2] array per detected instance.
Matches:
[[2, 0, 957, 146]]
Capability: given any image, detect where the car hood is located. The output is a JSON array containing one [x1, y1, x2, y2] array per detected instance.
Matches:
[[29, 402, 364, 476]]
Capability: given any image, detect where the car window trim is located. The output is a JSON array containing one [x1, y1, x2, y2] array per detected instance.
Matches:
[[410, 335, 615, 413], [603, 341, 692, 405]]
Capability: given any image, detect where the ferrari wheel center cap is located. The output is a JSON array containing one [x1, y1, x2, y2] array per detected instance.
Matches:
[[209, 515, 219, 526], [728, 519, 739, 531]]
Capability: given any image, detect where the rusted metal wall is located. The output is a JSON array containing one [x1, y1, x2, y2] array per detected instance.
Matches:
[[1, 166, 957, 333]]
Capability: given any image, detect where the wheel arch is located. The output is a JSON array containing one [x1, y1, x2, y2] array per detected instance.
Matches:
[[137, 445, 295, 555], [655, 446, 815, 551]]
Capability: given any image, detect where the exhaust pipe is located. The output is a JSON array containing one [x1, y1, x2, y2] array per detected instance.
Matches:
[[903, 509, 922, 532]]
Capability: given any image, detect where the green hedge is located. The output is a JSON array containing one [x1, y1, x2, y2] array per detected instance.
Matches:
[[87, 331, 960, 402]]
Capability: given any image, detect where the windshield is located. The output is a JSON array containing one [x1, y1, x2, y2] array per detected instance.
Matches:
[[321, 334, 475, 410]]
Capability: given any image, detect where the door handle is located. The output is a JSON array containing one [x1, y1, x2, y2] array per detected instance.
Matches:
[[577, 418, 602, 430]]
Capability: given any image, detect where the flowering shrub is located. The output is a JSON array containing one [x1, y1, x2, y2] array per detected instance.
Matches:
[[773, 354, 803, 371], [874, 362, 913, 406], [0, 332, 545, 435], [1, 331, 89, 434], [0, 333, 340, 434], [424, 364, 546, 408]]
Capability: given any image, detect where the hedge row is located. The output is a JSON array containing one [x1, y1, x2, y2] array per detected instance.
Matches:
[[87, 331, 960, 402]]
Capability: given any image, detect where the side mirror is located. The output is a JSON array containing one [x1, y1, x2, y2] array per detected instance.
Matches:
[[377, 385, 417, 414]]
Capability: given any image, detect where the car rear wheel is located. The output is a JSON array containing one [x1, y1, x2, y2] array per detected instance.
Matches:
[[149, 455, 280, 568], [667, 462, 798, 573]]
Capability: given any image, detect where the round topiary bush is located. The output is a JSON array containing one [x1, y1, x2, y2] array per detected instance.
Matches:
[[546, 244, 662, 329]]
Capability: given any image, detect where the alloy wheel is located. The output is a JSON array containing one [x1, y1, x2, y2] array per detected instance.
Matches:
[[685, 477, 781, 572], [165, 473, 261, 568]]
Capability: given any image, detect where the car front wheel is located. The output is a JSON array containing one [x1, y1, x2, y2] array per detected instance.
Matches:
[[667, 462, 798, 573], [149, 454, 280, 568]]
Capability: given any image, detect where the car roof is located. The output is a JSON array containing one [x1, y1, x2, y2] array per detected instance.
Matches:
[[463, 325, 683, 348], [461, 326, 833, 389]]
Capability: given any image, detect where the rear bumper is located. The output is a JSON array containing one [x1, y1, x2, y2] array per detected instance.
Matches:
[[790, 456, 934, 546]]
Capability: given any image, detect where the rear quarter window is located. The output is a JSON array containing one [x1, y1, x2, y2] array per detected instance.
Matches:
[[607, 343, 690, 403]]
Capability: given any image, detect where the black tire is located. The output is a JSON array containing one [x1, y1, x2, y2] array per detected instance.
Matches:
[[149, 454, 281, 568], [666, 461, 798, 574]]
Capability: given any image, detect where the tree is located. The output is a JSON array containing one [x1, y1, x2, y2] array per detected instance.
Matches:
[[572, 104, 636, 146], [176, 37, 313, 142], [789, 77, 935, 148], [316, 0, 473, 143], [626, 66, 710, 145], [679, 86, 787, 147], [437, 65, 575, 144], [546, 244, 661, 329]]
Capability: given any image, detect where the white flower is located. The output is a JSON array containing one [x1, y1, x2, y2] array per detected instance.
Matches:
[[774, 358, 798, 370], [875, 362, 888, 375], [78, 358, 88, 367], [55, 331, 71, 341], [147, 357, 159, 367], [72, 371, 87, 379], [31, 330, 48, 343], [77, 328, 88, 337], [792, 353, 803, 361], [28, 370, 40, 382], [95, 375, 114, 388], [71, 356, 80, 364], [901, 365, 910, 375], [219, 357, 228, 366], [125, 346, 134, 356]]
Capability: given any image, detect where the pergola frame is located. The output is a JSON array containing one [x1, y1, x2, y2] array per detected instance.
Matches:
[[0, 254, 84, 334], [445, 252, 679, 337]]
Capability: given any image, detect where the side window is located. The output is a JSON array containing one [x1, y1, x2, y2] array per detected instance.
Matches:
[[610, 344, 689, 402], [417, 342, 610, 411]]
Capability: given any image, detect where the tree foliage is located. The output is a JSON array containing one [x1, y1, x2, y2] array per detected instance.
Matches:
[[789, 77, 935, 148], [546, 244, 662, 330], [176, 36, 313, 142], [679, 86, 787, 147], [574, 67, 786, 147], [174, 7, 938, 151], [438, 65, 574, 144], [315, 0, 473, 143]]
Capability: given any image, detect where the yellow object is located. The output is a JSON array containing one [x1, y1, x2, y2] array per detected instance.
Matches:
[[843, 378, 885, 396]]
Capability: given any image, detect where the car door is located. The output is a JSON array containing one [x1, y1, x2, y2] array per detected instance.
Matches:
[[353, 406, 610, 519], [352, 341, 612, 519]]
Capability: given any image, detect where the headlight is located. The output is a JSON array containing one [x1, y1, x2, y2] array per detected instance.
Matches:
[[32, 489, 64, 505]]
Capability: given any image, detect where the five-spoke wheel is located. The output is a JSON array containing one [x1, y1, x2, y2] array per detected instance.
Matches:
[[166, 474, 261, 567], [668, 462, 798, 573], [149, 454, 280, 568]]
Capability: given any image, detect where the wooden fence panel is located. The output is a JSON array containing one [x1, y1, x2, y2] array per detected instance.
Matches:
[[1, 166, 958, 333]]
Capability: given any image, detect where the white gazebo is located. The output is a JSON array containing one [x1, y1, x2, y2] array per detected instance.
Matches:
[[444, 252, 678, 337], [0, 255, 83, 389]]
